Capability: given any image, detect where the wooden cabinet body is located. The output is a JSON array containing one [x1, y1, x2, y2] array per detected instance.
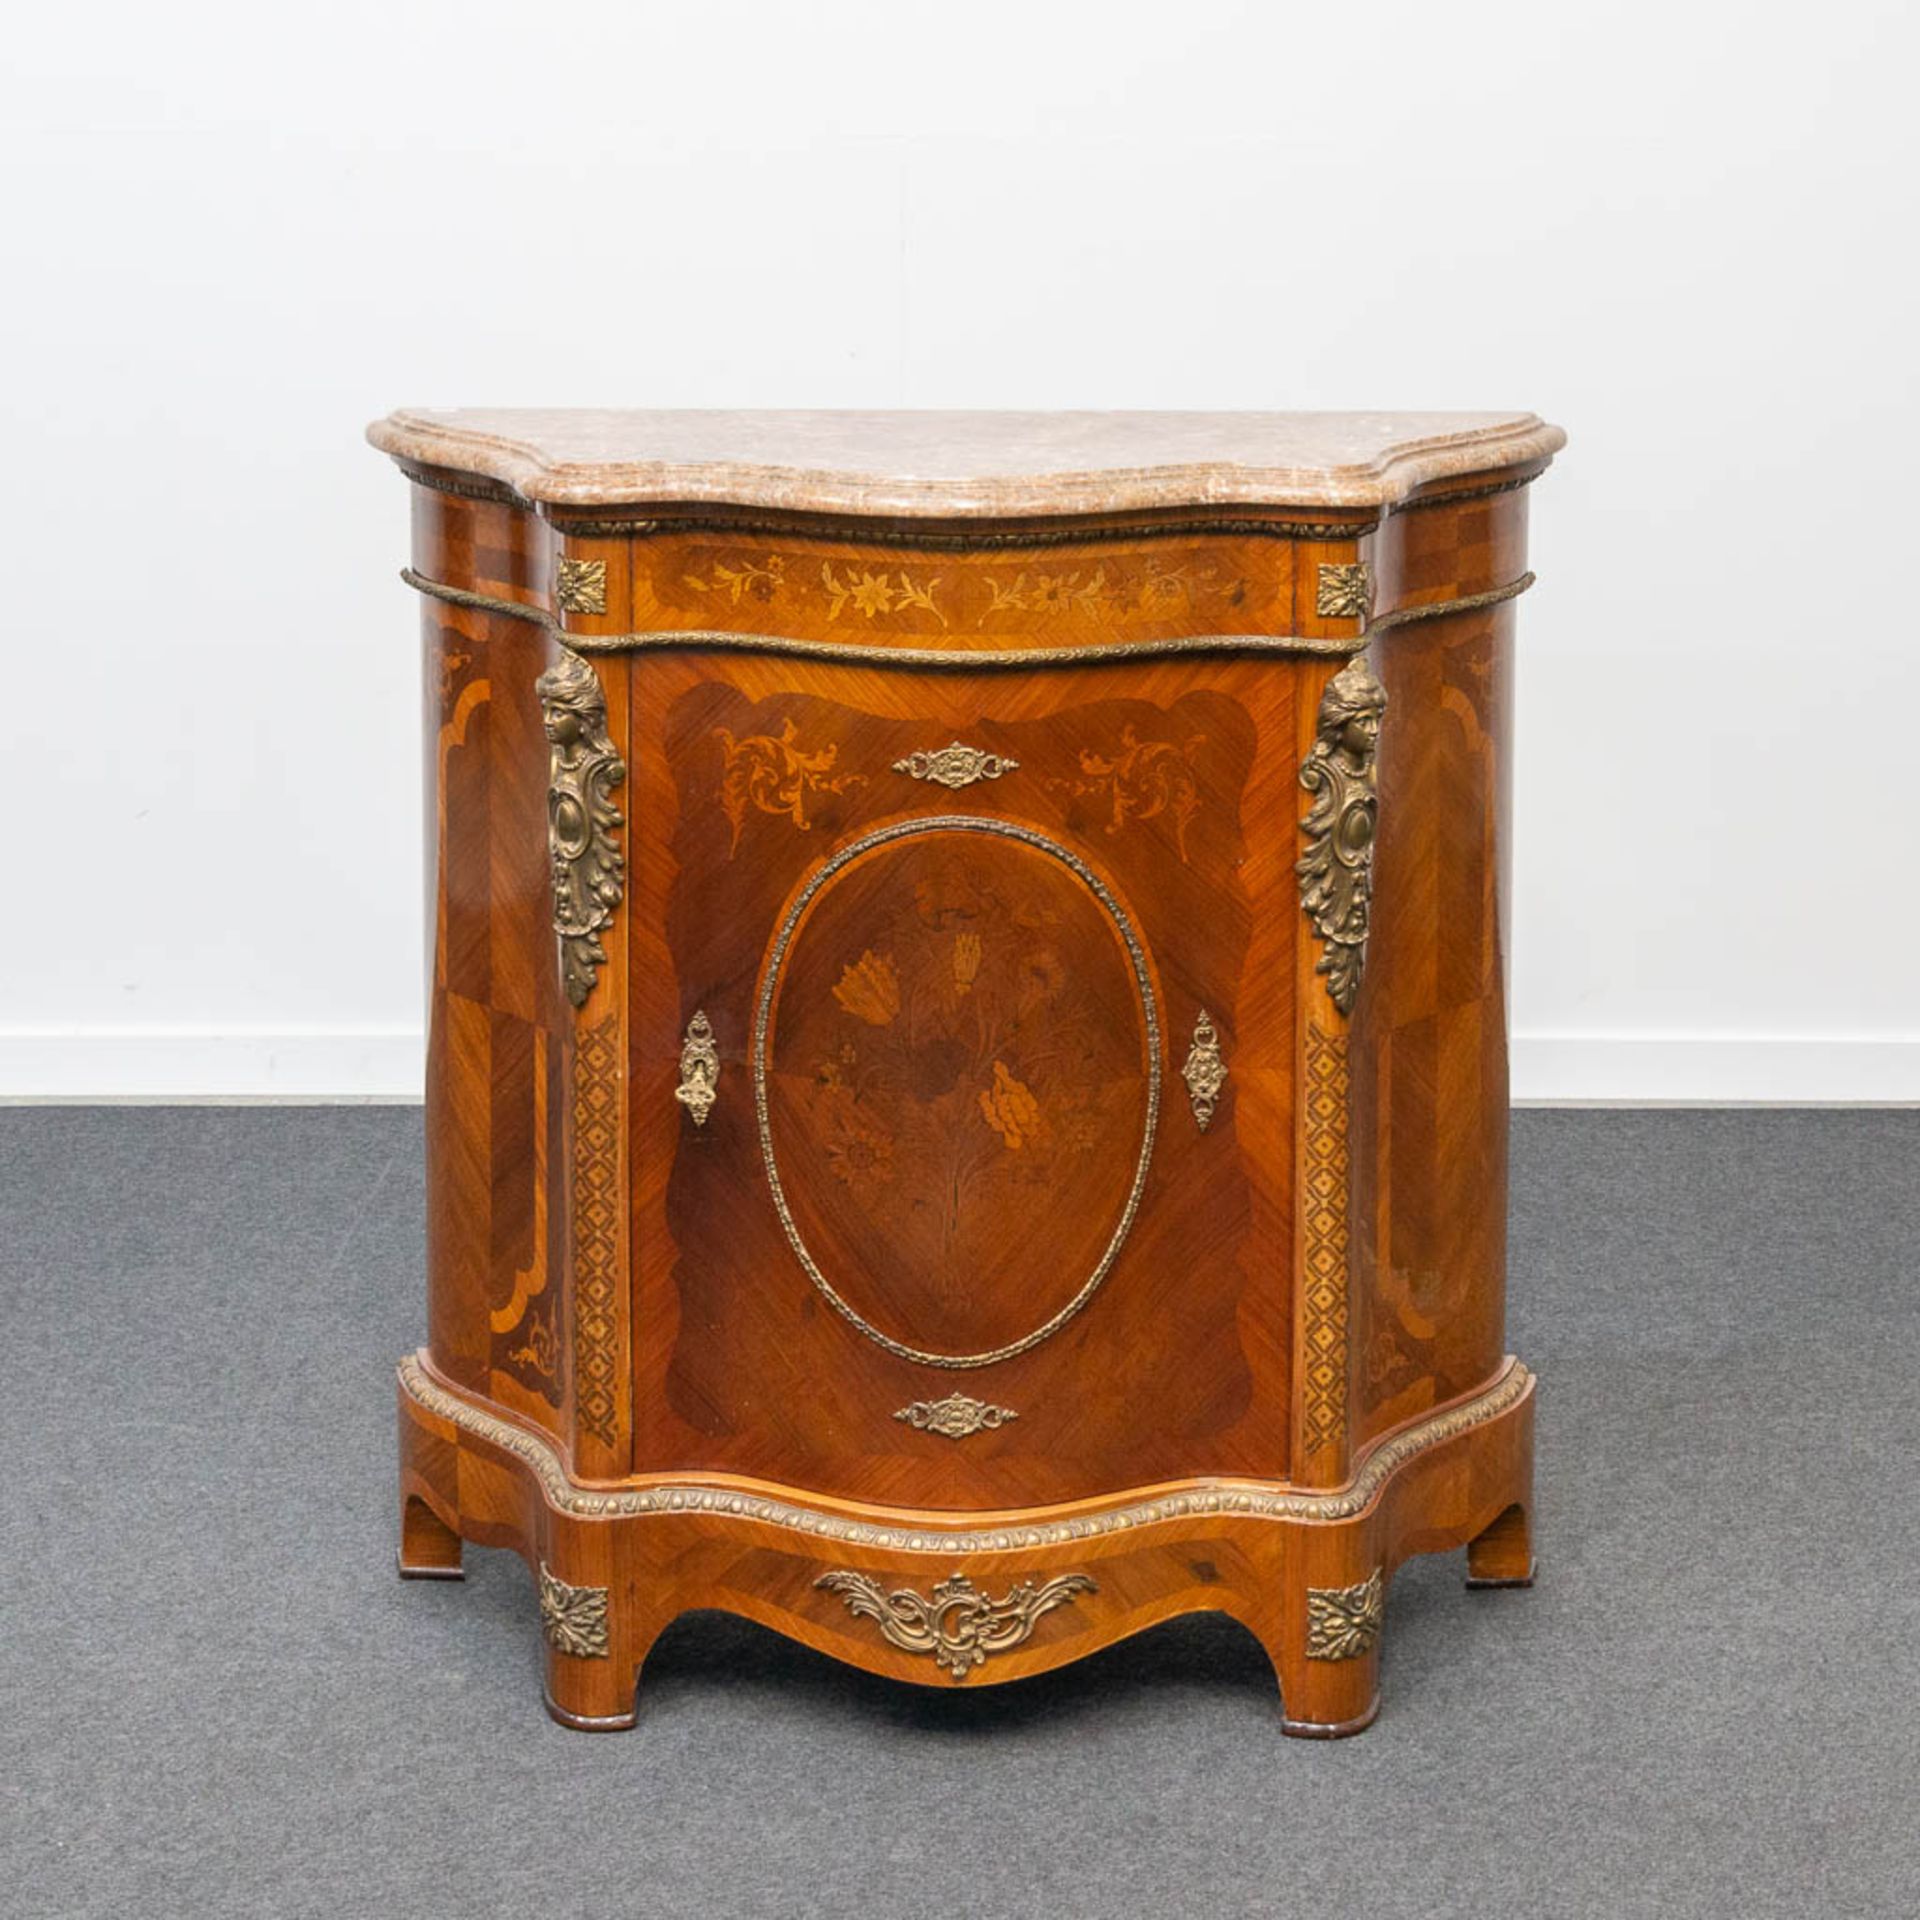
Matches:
[[373, 410, 1560, 1734]]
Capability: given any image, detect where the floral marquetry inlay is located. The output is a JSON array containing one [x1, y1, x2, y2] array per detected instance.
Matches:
[[682, 552, 786, 603], [980, 560, 1246, 623], [656, 543, 1268, 638], [821, 562, 945, 626], [831, 950, 901, 1028], [752, 815, 1162, 1371]]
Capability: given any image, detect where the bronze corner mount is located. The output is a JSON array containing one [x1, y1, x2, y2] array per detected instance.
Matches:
[[536, 652, 627, 1007], [1297, 656, 1387, 1014]]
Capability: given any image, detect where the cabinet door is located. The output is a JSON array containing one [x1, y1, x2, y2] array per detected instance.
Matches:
[[630, 654, 1300, 1506]]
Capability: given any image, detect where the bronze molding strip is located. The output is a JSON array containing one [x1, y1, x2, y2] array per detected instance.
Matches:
[[398, 567, 1535, 671], [396, 459, 521, 504], [551, 511, 1384, 546], [1366, 574, 1536, 635], [397, 1352, 1533, 1547]]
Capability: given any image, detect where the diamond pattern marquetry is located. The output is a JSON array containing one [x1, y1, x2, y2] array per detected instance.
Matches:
[[571, 1014, 622, 1445], [1301, 1026, 1351, 1455]]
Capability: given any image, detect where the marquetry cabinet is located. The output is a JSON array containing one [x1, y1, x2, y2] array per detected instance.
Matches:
[[371, 409, 1561, 1735]]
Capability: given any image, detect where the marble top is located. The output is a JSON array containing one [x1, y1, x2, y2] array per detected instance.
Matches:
[[367, 409, 1564, 516]]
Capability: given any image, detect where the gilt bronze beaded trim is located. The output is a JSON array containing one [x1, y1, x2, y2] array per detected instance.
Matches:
[[398, 567, 1534, 671], [397, 1353, 1533, 1546]]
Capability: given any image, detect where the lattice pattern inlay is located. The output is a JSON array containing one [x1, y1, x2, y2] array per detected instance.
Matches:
[[1301, 1025, 1351, 1455], [571, 1014, 621, 1444]]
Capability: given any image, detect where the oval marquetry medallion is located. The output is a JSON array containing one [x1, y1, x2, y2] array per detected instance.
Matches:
[[754, 815, 1161, 1368]]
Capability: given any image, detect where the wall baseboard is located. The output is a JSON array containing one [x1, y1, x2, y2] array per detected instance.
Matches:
[[1511, 1034, 1920, 1105], [1, 1028, 1915, 1107], [0, 1029, 427, 1102]]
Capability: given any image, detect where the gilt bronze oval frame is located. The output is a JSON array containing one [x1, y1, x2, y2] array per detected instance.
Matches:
[[752, 814, 1162, 1369]]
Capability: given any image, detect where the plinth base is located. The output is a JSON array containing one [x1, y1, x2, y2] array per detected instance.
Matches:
[[397, 1353, 1535, 1738]]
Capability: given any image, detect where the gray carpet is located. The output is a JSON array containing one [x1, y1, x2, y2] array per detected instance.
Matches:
[[2, 1109, 1915, 1919]]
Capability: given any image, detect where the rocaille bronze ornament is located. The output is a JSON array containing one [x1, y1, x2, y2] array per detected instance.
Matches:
[[814, 1569, 1096, 1679], [1296, 656, 1387, 1015], [536, 651, 627, 1007]]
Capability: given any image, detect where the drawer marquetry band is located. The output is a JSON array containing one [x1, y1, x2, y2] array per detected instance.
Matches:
[[813, 1569, 1096, 1681], [399, 567, 1534, 672]]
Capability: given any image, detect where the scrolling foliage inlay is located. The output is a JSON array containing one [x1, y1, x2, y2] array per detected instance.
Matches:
[[713, 718, 865, 857], [538, 652, 626, 1007], [1296, 657, 1386, 1015], [815, 1569, 1095, 1679]]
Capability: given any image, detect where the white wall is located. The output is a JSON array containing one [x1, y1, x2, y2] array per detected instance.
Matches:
[[1, 0, 1914, 1102]]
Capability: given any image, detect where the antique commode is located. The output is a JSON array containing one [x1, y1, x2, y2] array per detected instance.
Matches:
[[370, 409, 1562, 1735]]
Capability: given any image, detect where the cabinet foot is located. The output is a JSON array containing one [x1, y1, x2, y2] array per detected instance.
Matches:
[[1263, 1563, 1386, 1738], [398, 1492, 465, 1580], [1465, 1501, 1535, 1589], [1281, 1695, 1382, 1739], [543, 1681, 640, 1732]]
